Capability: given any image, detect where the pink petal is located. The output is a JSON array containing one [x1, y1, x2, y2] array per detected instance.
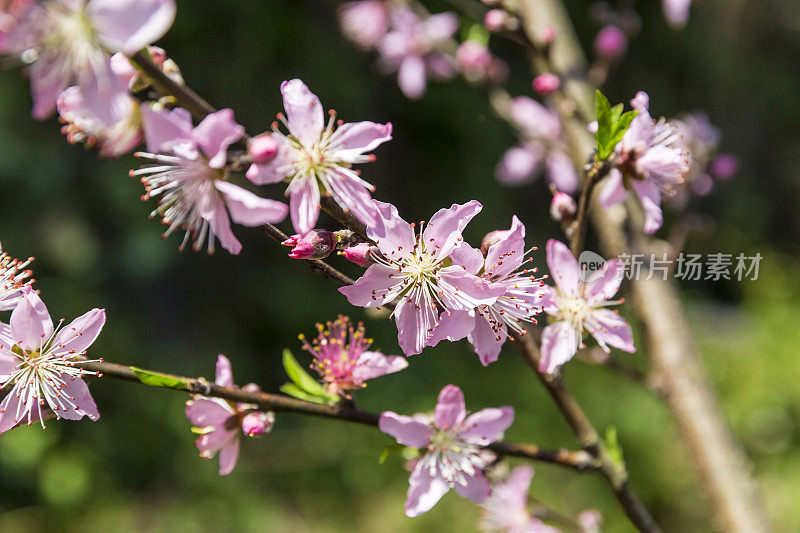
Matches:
[[216, 181, 288, 226], [437, 267, 505, 311], [339, 264, 403, 308], [423, 200, 482, 261], [215, 354, 234, 387], [52, 308, 106, 356], [434, 384, 466, 430], [394, 297, 437, 356], [245, 136, 296, 185], [0, 352, 16, 379], [598, 168, 628, 208], [201, 194, 241, 255], [545, 239, 581, 297], [0, 391, 23, 433], [397, 55, 427, 99], [10, 288, 53, 351], [352, 351, 408, 381], [329, 121, 393, 163], [280, 79, 324, 147], [586, 309, 635, 353], [453, 469, 492, 504], [632, 180, 664, 234], [217, 437, 240, 476], [405, 461, 450, 517], [289, 177, 320, 236], [325, 167, 378, 227], [468, 313, 506, 366], [192, 108, 245, 169], [56, 377, 100, 421], [427, 310, 474, 347], [546, 150, 579, 194], [89, 0, 176, 55], [423, 12, 458, 42], [583, 259, 624, 304], [505, 465, 535, 506], [495, 145, 543, 186], [459, 406, 514, 445], [509, 97, 561, 139], [484, 216, 525, 279], [378, 411, 433, 447], [29, 56, 71, 119], [141, 104, 193, 153], [538, 321, 579, 374], [196, 426, 237, 455], [367, 200, 414, 261], [425, 52, 455, 80], [449, 243, 484, 275], [185, 398, 234, 427]]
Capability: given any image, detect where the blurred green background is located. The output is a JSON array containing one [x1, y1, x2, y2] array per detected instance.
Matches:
[[1, 0, 799, 531]]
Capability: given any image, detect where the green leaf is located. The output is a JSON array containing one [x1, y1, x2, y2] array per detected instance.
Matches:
[[279, 383, 337, 405], [130, 367, 187, 390], [594, 90, 639, 160], [464, 23, 490, 47], [378, 443, 406, 464], [604, 426, 625, 468], [282, 348, 326, 396]]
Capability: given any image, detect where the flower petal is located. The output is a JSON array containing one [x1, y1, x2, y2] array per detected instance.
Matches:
[[397, 55, 427, 99], [437, 267, 505, 311], [217, 437, 240, 476], [185, 398, 234, 427], [245, 136, 296, 185], [453, 469, 492, 504], [538, 321, 579, 374], [459, 406, 514, 445], [56, 377, 100, 421], [367, 200, 414, 261], [216, 181, 288, 226], [192, 108, 245, 169], [545, 239, 581, 297], [378, 411, 433, 447], [89, 0, 176, 55], [329, 121, 393, 163], [280, 79, 324, 147], [0, 391, 23, 433], [509, 97, 561, 139], [449, 242, 484, 275], [325, 167, 378, 227], [352, 351, 408, 381], [423, 200, 482, 261], [598, 168, 628, 208], [215, 354, 234, 387], [52, 308, 106, 356], [394, 297, 437, 356], [10, 288, 53, 352], [468, 312, 506, 366], [201, 194, 242, 254], [405, 461, 450, 517], [545, 150, 579, 194], [586, 309, 635, 353], [427, 310, 474, 347], [141, 104, 193, 153], [632, 180, 664, 234], [434, 384, 466, 430], [484, 216, 526, 279], [289, 177, 321, 236], [339, 263, 402, 307], [495, 145, 543, 186], [584, 259, 624, 304]]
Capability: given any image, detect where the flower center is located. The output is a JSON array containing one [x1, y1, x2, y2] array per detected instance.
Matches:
[[557, 295, 591, 326], [423, 426, 485, 486]]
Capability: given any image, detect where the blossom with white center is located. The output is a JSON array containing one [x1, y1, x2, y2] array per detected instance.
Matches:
[[339, 200, 505, 356], [495, 97, 578, 194], [185, 355, 275, 476], [538, 239, 635, 375], [246, 79, 392, 236], [0, 287, 105, 432], [599, 91, 691, 234], [134, 106, 288, 254], [299, 315, 407, 396], [0, 244, 34, 312], [428, 216, 546, 366], [0, 0, 176, 119], [479, 465, 560, 533], [379, 384, 514, 517]]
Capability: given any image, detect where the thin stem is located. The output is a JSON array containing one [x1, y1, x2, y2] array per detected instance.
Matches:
[[78, 358, 598, 472], [569, 159, 609, 257]]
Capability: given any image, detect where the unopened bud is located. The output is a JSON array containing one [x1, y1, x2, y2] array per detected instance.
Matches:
[[342, 243, 374, 266], [594, 25, 627, 61], [550, 191, 577, 222], [456, 41, 492, 81], [532, 72, 560, 95], [480, 230, 504, 256], [242, 411, 275, 437], [484, 9, 510, 32], [249, 134, 279, 164], [282, 229, 337, 260], [538, 25, 556, 45]]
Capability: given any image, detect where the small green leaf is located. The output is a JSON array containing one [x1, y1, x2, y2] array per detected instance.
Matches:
[[379, 443, 406, 464], [279, 383, 337, 405], [464, 23, 490, 46], [130, 367, 187, 390], [282, 348, 326, 396], [595, 91, 638, 161], [604, 426, 625, 468]]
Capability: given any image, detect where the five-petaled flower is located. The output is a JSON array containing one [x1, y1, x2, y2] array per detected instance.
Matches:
[[428, 216, 546, 366], [339, 200, 505, 356], [479, 465, 560, 533], [599, 91, 690, 234], [246, 79, 392, 236], [0, 287, 105, 432], [379, 384, 514, 517], [538, 239, 635, 374], [185, 354, 275, 476], [300, 315, 407, 396], [0, 0, 176, 119], [134, 106, 288, 254]]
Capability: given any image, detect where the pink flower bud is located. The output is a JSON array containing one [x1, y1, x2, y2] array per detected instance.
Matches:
[[342, 243, 373, 266], [484, 9, 510, 32], [550, 191, 577, 221], [709, 153, 738, 181], [539, 25, 556, 45], [249, 134, 279, 164], [594, 25, 627, 60], [481, 230, 504, 255], [456, 41, 492, 80], [532, 72, 560, 95], [282, 229, 337, 259], [242, 411, 275, 437]]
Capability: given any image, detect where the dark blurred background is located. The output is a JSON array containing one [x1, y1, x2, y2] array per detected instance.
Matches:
[[0, 0, 799, 531]]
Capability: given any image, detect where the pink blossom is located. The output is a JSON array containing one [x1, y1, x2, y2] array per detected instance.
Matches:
[[0, 287, 105, 432], [248, 133, 279, 164], [57, 56, 142, 158], [496, 97, 578, 193], [663, 0, 692, 28], [185, 355, 275, 475], [0, 245, 34, 312], [538, 239, 634, 374], [300, 316, 407, 396], [379, 385, 514, 517], [428, 216, 546, 366], [338, 1, 388, 51], [341, 242, 373, 266], [484, 9, 510, 32], [377, 7, 458, 99], [479, 465, 559, 533], [339, 200, 505, 356], [456, 40, 492, 81], [247, 79, 391, 236], [550, 191, 577, 222], [599, 92, 690, 234], [282, 229, 337, 260], [594, 25, 627, 60], [134, 106, 288, 254], [1, 0, 176, 119]]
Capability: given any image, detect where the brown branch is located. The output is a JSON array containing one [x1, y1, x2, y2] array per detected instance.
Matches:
[[79, 359, 596, 472]]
